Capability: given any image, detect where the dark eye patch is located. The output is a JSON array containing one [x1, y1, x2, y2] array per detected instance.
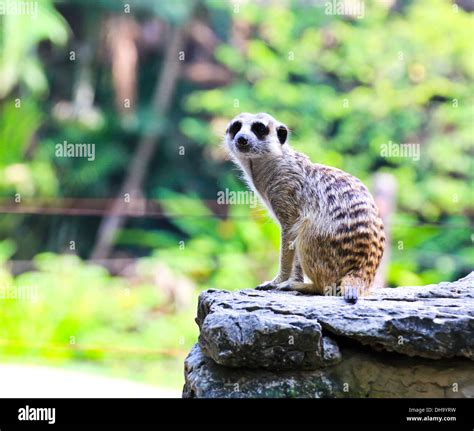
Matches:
[[277, 126, 288, 144], [228, 121, 242, 138], [251, 122, 269, 139]]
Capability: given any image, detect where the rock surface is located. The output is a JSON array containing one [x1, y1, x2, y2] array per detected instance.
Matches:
[[197, 300, 341, 370], [184, 272, 474, 398], [183, 344, 474, 398], [197, 272, 474, 368]]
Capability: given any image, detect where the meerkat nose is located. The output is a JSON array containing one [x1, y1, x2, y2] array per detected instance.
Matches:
[[236, 136, 250, 152]]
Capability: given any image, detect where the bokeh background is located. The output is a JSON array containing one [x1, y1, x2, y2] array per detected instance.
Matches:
[[0, 0, 472, 393]]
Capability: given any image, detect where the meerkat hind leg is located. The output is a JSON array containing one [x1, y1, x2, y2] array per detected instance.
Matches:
[[292, 253, 304, 282], [256, 280, 278, 291], [275, 281, 320, 295]]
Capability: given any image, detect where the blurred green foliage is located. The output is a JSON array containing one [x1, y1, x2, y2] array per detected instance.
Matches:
[[184, 0, 473, 285], [0, 0, 68, 97], [0, 240, 198, 386], [0, 0, 472, 389]]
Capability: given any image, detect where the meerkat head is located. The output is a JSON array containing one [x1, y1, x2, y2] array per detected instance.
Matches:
[[225, 112, 289, 160]]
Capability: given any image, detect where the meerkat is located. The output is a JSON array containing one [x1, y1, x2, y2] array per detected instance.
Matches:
[[224, 112, 385, 304]]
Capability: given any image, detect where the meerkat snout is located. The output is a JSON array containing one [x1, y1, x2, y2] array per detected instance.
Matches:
[[235, 135, 251, 152], [225, 112, 289, 159]]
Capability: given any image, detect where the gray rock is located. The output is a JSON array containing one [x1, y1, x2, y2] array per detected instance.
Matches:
[[198, 306, 341, 370], [183, 343, 474, 398], [196, 272, 474, 368]]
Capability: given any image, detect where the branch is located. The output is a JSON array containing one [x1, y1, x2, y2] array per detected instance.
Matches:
[[90, 9, 195, 260]]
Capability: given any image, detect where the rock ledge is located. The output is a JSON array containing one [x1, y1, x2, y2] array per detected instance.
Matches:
[[184, 273, 474, 398]]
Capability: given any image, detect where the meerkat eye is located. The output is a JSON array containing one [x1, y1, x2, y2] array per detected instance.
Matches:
[[251, 122, 269, 139], [276, 125, 288, 144], [228, 121, 242, 138]]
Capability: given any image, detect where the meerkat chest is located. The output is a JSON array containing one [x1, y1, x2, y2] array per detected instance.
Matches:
[[244, 160, 305, 224], [244, 172, 278, 220]]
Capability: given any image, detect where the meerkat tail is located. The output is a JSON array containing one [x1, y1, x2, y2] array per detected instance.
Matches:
[[339, 273, 367, 304]]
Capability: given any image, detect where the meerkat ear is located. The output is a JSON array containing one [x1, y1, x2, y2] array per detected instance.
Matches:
[[276, 125, 288, 144]]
